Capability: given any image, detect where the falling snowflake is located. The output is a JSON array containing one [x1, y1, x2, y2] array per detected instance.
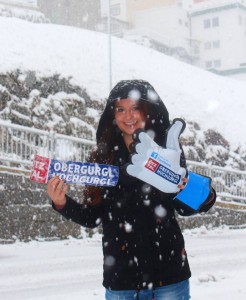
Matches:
[[104, 255, 116, 267], [154, 205, 167, 218], [124, 222, 133, 233]]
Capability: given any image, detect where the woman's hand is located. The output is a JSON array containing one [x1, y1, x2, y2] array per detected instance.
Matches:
[[47, 176, 69, 208], [178, 177, 188, 190]]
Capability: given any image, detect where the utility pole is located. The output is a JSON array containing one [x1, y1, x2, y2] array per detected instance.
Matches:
[[108, 0, 112, 92]]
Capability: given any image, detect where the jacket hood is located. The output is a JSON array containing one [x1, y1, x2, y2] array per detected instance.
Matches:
[[96, 79, 170, 145]]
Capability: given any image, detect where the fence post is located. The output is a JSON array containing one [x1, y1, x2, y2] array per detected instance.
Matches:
[[49, 130, 56, 159], [208, 164, 212, 178]]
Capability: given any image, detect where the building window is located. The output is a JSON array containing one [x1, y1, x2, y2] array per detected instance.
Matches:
[[204, 40, 220, 50], [204, 19, 211, 28], [214, 59, 221, 68], [206, 61, 212, 68], [213, 40, 220, 48], [204, 42, 211, 49], [212, 17, 219, 27], [110, 4, 120, 16], [193, 45, 199, 55]]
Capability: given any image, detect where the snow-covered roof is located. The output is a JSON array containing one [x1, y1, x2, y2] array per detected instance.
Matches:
[[189, 0, 246, 16], [0, 0, 37, 9]]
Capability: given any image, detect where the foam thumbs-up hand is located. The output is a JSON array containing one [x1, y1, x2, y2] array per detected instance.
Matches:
[[126, 118, 187, 193]]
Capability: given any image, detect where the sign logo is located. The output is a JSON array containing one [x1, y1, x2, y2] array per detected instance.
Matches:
[[145, 157, 181, 185], [30, 155, 50, 184], [145, 157, 159, 172]]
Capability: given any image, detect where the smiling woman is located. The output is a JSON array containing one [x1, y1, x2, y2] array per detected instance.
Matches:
[[47, 79, 216, 300]]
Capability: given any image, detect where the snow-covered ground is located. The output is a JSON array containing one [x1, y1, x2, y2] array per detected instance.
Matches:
[[0, 226, 245, 300], [0, 17, 246, 148]]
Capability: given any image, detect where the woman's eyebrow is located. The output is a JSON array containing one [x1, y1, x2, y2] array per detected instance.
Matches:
[[115, 103, 139, 107]]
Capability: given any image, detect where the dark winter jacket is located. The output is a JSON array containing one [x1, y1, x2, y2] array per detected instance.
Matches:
[[53, 80, 216, 291]]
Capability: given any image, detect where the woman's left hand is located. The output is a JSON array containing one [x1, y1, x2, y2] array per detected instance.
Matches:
[[178, 177, 188, 190]]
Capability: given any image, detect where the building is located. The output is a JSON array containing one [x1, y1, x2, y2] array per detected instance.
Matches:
[[189, 0, 246, 81], [38, 0, 101, 30], [0, 0, 37, 9], [98, 0, 129, 36], [126, 0, 193, 62], [100, 0, 127, 22], [0, 0, 47, 23], [100, 0, 196, 63], [100, 0, 246, 81], [99, 0, 130, 36]]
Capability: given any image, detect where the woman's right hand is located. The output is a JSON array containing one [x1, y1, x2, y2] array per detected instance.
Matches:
[[47, 176, 69, 208]]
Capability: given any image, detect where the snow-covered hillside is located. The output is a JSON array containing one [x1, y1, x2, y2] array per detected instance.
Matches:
[[0, 16, 246, 149]]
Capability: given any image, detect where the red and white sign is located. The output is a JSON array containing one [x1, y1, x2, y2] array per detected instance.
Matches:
[[145, 158, 159, 172], [30, 155, 50, 184]]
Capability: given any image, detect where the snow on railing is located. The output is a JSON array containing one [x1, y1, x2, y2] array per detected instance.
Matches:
[[0, 120, 246, 203], [187, 161, 246, 203], [0, 120, 95, 165]]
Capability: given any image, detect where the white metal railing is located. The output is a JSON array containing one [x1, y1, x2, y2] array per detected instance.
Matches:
[[0, 120, 246, 203], [0, 120, 95, 165], [187, 161, 246, 203]]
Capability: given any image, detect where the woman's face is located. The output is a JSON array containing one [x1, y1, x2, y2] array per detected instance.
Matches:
[[114, 98, 146, 136]]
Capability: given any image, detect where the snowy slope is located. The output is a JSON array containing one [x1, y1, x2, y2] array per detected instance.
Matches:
[[0, 227, 245, 300], [0, 17, 246, 148]]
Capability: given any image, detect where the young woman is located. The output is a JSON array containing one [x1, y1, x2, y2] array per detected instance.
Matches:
[[47, 80, 216, 300]]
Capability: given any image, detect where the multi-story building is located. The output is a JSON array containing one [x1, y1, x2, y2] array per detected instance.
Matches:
[[189, 0, 246, 81], [126, 0, 190, 50], [100, 0, 195, 63], [98, 0, 129, 36]]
